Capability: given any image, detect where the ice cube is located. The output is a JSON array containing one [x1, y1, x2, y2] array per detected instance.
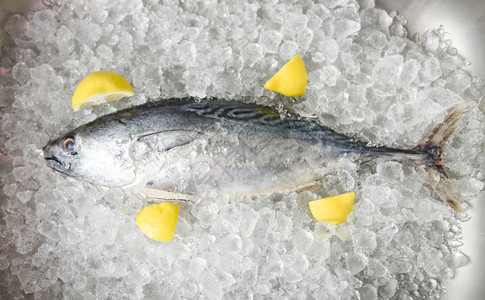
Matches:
[[3, 183, 17, 197], [239, 203, 260, 237], [368, 31, 388, 49], [37, 219, 59, 242], [241, 43, 263, 67], [177, 41, 198, 67], [334, 20, 361, 39], [292, 227, 313, 253], [259, 30, 282, 54], [12, 62, 30, 85], [321, 65, 340, 87], [417, 245, 446, 277], [55, 26, 75, 56], [372, 55, 403, 92], [452, 251, 470, 268], [275, 211, 293, 241], [390, 20, 408, 38], [345, 252, 368, 275], [334, 4, 359, 22], [70, 19, 102, 48], [327, 0, 349, 9], [285, 13, 308, 34], [367, 258, 388, 278], [398, 59, 420, 87], [88, 2, 109, 23], [420, 30, 440, 53], [14, 226, 38, 255], [358, 284, 378, 300], [361, 8, 392, 33], [190, 199, 219, 229], [0, 86, 16, 108], [319, 39, 339, 62], [200, 271, 223, 300], [219, 233, 243, 253], [311, 52, 326, 63], [376, 161, 405, 182], [13, 166, 32, 182], [30, 64, 63, 91], [215, 68, 242, 96], [16, 190, 32, 204], [252, 207, 275, 241], [378, 279, 398, 298], [96, 44, 114, 64], [188, 257, 207, 280], [28, 10, 58, 43], [4, 14, 31, 46], [420, 56, 443, 83], [352, 229, 377, 254], [214, 268, 236, 289], [341, 52, 360, 75], [278, 41, 298, 60], [297, 28, 313, 51]]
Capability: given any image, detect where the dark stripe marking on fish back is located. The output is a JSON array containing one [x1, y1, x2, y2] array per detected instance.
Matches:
[[182, 99, 372, 152]]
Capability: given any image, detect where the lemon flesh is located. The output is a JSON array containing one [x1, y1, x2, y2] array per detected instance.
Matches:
[[264, 54, 307, 97], [308, 192, 356, 225], [135, 203, 180, 242], [72, 71, 134, 111]]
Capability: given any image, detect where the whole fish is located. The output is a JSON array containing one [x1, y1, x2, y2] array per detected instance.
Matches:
[[43, 98, 468, 210]]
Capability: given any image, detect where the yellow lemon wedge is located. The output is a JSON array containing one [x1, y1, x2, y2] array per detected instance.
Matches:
[[308, 192, 356, 225], [264, 54, 307, 97], [72, 71, 134, 111], [135, 203, 180, 242]]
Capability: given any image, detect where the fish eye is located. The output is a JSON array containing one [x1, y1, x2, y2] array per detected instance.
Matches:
[[62, 137, 76, 154]]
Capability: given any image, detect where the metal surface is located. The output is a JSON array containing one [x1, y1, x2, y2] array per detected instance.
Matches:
[[1, 1, 484, 299], [375, 1, 485, 299], [376, 0, 485, 81]]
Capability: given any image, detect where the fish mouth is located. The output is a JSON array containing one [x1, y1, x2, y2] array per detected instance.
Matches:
[[43, 146, 72, 176]]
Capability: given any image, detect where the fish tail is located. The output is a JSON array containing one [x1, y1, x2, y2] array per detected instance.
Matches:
[[412, 101, 473, 212]]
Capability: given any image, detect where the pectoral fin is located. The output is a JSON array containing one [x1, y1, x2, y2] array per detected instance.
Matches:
[[129, 129, 206, 173], [138, 129, 204, 152]]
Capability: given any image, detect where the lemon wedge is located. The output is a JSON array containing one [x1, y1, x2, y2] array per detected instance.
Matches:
[[135, 203, 180, 242], [308, 192, 355, 225], [264, 54, 307, 97], [72, 71, 134, 111]]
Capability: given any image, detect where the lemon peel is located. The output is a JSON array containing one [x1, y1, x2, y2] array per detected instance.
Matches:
[[308, 192, 355, 225], [135, 203, 180, 242], [264, 54, 307, 97], [72, 71, 134, 111]]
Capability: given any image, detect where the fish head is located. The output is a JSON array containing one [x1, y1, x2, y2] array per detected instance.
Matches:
[[43, 134, 77, 177], [43, 127, 136, 187]]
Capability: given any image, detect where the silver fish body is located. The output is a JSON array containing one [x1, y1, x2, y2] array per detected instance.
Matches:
[[43, 98, 466, 208]]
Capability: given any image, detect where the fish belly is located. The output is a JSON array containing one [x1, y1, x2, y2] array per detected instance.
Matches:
[[131, 125, 336, 201]]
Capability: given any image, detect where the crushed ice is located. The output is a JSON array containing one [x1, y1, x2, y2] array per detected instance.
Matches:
[[1, 0, 484, 299]]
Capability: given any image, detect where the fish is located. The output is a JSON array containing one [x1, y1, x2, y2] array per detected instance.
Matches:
[[43, 97, 470, 211]]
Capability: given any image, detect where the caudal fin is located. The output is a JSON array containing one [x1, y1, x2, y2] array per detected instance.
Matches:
[[412, 101, 473, 212]]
